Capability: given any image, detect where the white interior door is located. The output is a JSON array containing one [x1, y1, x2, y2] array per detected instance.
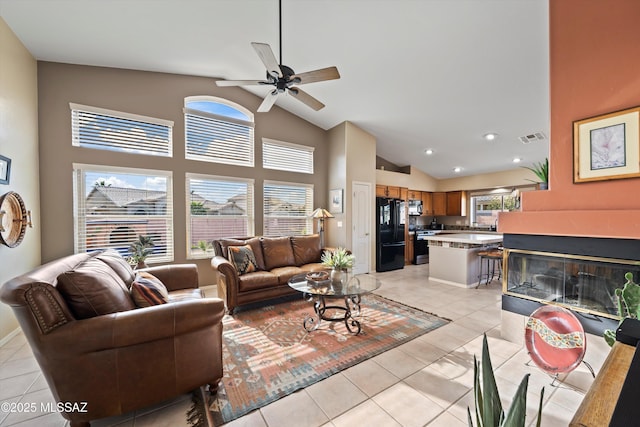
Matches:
[[352, 182, 371, 274]]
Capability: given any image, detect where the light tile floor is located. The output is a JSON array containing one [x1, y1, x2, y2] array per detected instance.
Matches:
[[0, 264, 609, 427]]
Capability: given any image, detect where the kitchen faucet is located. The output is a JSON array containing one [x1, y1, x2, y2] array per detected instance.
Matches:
[[490, 218, 498, 232]]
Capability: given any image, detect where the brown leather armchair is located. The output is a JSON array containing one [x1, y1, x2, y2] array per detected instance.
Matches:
[[0, 250, 225, 427]]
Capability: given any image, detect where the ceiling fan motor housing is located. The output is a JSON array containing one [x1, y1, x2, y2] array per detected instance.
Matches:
[[268, 64, 297, 92]]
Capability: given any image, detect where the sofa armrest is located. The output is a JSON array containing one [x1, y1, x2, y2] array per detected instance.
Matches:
[[140, 264, 199, 291], [43, 298, 225, 353], [211, 256, 239, 311]]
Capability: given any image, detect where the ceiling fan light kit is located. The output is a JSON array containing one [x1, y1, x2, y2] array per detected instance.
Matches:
[[216, 0, 340, 112]]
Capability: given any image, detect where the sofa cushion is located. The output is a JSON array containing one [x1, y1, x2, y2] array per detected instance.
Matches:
[[131, 272, 169, 307], [237, 271, 279, 292], [57, 257, 136, 319], [299, 263, 327, 273], [271, 266, 304, 285], [262, 237, 296, 270], [291, 235, 322, 266], [228, 245, 258, 275], [95, 249, 136, 287], [167, 288, 203, 302]]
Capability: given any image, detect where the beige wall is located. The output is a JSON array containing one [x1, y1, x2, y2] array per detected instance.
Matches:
[[327, 123, 347, 248], [0, 18, 41, 341], [345, 122, 377, 271], [436, 168, 534, 192], [326, 122, 377, 271], [37, 62, 328, 286], [377, 166, 533, 193]]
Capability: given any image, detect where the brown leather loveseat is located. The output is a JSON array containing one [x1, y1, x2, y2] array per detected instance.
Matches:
[[0, 249, 225, 427], [211, 234, 328, 313]]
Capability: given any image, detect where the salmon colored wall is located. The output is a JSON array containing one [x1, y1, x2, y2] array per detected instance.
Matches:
[[500, 0, 640, 238]]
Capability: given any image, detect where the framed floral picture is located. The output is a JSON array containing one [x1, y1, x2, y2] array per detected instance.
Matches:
[[573, 106, 640, 183]]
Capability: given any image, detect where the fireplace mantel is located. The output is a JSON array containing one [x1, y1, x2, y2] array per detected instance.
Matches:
[[499, 209, 640, 240]]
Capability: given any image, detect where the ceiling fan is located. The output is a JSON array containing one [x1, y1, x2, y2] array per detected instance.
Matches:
[[215, 0, 340, 113]]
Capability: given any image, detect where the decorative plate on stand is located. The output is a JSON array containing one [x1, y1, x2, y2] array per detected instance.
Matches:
[[0, 191, 29, 248], [525, 304, 586, 375]]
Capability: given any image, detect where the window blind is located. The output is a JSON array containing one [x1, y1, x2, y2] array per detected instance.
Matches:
[[184, 108, 254, 167], [263, 138, 314, 174], [186, 173, 254, 259], [73, 164, 174, 264], [70, 103, 173, 157], [263, 181, 313, 237]]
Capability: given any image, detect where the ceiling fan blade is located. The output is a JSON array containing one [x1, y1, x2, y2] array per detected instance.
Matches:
[[251, 42, 282, 78], [257, 90, 279, 113], [291, 66, 341, 85], [216, 79, 270, 87], [288, 87, 325, 111]]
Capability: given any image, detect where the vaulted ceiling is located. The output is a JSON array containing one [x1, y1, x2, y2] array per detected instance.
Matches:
[[0, 0, 550, 179]]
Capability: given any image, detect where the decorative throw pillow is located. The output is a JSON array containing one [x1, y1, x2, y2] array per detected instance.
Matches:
[[130, 272, 169, 308], [228, 245, 258, 275]]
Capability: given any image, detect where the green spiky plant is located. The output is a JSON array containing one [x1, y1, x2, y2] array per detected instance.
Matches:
[[523, 158, 549, 189], [468, 335, 544, 427], [321, 247, 354, 271], [604, 272, 640, 346], [128, 235, 154, 268]]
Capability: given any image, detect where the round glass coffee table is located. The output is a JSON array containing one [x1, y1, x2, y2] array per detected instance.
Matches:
[[288, 271, 381, 335]]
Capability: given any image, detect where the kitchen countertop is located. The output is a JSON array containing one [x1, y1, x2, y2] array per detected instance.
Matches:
[[421, 233, 503, 245]]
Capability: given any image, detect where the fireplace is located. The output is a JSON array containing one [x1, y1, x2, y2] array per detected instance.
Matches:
[[501, 234, 640, 335]]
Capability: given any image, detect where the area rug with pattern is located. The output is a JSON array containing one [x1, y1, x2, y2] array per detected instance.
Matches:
[[188, 293, 450, 426]]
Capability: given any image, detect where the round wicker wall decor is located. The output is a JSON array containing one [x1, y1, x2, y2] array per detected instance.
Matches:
[[0, 191, 29, 248]]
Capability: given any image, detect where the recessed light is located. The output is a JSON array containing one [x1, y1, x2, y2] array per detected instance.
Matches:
[[483, 133, 498, 141], [513, 157, 522, 163], [453, 167, 462, 173], [424, 149, 434, 155]]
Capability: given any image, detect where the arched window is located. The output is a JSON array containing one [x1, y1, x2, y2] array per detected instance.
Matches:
[[184, 96, 254, 167]]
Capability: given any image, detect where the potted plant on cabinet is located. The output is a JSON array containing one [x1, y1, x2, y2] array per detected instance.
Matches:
[[128, 235, 154, 269], [523, 158, 549, 190]]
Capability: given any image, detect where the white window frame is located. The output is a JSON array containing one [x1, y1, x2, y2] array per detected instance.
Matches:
[[186, 173, 255, 259], [469, 189, 523, 227], [70, 103, 173, 157], [184, 96, 255, 167], [263, 180, 314, 237], [73, 163, 174, 264], [262, 138, 314, 174]]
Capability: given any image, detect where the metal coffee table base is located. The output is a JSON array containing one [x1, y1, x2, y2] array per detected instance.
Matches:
[[302, 294, 363, 335]]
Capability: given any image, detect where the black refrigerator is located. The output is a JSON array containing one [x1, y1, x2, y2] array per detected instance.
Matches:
[[376, 197, 405, 272]]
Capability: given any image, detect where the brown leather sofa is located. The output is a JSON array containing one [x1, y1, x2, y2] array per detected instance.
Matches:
[[0, 249, 225, 427], [211, 234, 327, 313]]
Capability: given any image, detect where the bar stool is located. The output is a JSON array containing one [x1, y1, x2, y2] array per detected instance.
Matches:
[[477, 248, 503, 287]]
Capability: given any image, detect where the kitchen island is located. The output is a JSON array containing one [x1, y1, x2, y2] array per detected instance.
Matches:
[[422, 233, 503, 288]]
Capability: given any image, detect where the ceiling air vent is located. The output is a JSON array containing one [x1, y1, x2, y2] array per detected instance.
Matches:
[[519, 132, 546, 144]]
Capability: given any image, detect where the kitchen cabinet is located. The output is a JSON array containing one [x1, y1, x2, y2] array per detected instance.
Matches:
[[408, 190, 421, 200], [421, 192, 433, 215], [446, 191, 467, 216], [432, 192, 447, 216], [376, 185, 401, 199], [400, 187, 408, 200], [406, 233, 414, 265]]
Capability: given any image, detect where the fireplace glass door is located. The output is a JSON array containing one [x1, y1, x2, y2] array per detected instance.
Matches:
[[504, 249, 640, 319]]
